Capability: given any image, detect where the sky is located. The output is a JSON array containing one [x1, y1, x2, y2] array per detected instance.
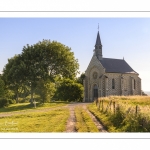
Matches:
[[0, 18, 150, 92]]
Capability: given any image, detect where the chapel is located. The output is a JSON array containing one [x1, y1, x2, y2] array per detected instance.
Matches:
[[83, 30, 142, 102]]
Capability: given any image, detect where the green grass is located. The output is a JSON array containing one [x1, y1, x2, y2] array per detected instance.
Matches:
[[88, 96, 150, 132], [0, 101, 69, 113], [88, 104, 118, 132], [75, 106, 99, 132], [0, 108, 70, 132]]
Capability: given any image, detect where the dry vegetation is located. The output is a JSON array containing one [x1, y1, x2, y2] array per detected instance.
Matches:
[[88, 96, 150, 132]]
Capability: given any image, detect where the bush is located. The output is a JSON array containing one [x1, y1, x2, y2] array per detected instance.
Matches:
[[8, 99, 16, 104], [0, 98, 9, 108], [56, 78, 84, 102]]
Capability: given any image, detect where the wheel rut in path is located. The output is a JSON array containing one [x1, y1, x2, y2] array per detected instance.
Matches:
[[65, 106, 76, 132], [65, 103, 108, 132], [83, 105, 108, 132]]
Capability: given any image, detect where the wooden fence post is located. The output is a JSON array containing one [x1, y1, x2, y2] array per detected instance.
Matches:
[[105, 100, 112, 113], [110, 100, 112, 111], [116, 104, 120, 112], [98, 100, 101, 110], [135, 105, 138, 116], [113, 101, 116, 114], [102, 100, 103, 112]]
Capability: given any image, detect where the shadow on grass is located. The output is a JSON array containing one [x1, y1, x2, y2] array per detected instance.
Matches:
[[0, 101, 70, 113], [0, 103, 33, 113]]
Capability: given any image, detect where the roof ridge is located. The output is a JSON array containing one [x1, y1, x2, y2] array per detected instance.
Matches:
[[103, 57, 124, 60]]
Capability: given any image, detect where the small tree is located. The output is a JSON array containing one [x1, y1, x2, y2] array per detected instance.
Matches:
[[56, 78, 83, 102]]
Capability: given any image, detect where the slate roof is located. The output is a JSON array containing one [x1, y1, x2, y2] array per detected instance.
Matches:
[[100, 58, 138, 74]]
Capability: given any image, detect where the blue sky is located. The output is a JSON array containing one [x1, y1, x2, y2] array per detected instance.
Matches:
[[0, 18, 150, 91]]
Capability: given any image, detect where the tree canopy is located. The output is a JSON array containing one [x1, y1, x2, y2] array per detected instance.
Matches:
[[2, 39, 80, 104]]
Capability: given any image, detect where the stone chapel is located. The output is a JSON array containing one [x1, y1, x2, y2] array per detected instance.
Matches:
[[83, 30, 142, 102]]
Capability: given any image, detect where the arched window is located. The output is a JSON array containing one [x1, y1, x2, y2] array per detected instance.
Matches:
[[112, 79, 115, 89], [134, 79, 136, 89]]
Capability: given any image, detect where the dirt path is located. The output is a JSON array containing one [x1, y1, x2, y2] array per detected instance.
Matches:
[[65, 106, 76, 132], [65, 102, 108, 132]]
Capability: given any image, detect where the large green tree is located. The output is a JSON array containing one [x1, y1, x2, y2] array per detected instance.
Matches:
[[20, 40, 79, 104], [2, 40, 79, 104]]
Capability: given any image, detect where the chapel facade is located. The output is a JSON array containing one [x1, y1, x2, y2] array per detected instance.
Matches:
[[83, 31, 142, 102]]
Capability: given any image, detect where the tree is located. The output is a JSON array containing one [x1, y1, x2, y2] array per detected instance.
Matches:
[[2, 55, 25, 103], [56, 78, 83, 102], [21, 40, 79, 104], [0, 75, 5, 98], [36, 79, 56, 103]]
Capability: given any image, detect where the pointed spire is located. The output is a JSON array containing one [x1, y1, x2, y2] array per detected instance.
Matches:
[[94, 25, 103, 60], [95, 31, 102, 46]]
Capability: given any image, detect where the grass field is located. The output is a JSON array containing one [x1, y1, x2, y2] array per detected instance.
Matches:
[[0, 108, 69, 132], [1, 96, 150, 132], [0, 101, 69, 113], [88, 96, 150, 132]]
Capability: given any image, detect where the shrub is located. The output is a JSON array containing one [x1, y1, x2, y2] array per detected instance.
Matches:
[[8, 99, 16, 104], [56, 78, 83, 102], [0, 98, 9, 108]]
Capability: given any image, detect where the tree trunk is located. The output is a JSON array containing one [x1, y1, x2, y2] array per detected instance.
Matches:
[[16, 90, 19, 103], [30, 86, 34, 106]]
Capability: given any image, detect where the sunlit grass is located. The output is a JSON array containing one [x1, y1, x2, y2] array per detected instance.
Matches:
[[88, 104, 118, 132], [0, 108, 70, 132], [75, 106, 99, 132], [0, 101, 69, 113], [88, 96, 150, 132]]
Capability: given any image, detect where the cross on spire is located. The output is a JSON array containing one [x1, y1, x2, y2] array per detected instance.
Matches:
[[98, 23, 99, 31]]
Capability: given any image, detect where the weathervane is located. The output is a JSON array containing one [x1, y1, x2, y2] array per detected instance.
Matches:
[[98, 23, 99, 31]]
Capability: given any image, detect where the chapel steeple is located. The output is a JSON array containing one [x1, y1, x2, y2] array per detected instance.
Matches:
[[95, 31, 102, 46], [94, 27, 102, 60]]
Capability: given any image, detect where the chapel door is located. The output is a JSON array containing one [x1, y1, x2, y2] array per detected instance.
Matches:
[[93, 84, 98, 100]]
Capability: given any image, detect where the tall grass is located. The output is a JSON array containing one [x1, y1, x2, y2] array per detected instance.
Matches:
[[88, 96, 150, 132]]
